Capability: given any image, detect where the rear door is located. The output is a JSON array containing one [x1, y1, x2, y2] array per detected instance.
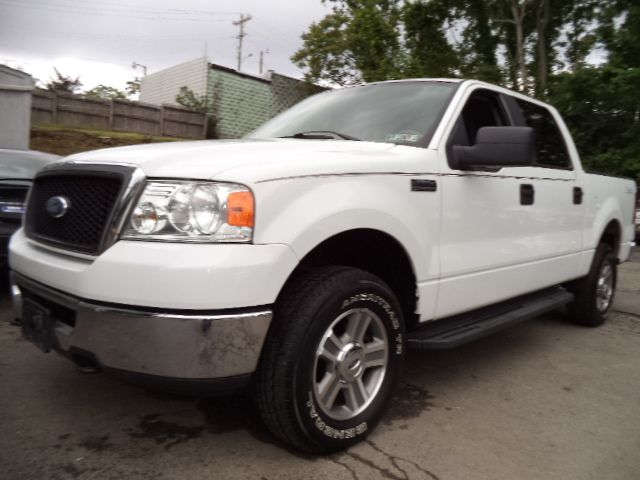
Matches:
[[434, 87, 582, 319], [504, 95, 583, 271]]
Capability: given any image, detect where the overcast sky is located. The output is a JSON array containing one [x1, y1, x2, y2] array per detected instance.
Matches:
[[0, 0, 330, 91]]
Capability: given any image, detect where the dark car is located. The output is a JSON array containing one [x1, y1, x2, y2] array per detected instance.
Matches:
[[0, 148, 59, 267]]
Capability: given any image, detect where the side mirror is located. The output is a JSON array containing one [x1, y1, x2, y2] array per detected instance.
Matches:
[[452, 126, 534, 170]]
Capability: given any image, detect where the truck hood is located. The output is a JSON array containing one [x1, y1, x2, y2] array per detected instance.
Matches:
[[60, 139, 416, 183]]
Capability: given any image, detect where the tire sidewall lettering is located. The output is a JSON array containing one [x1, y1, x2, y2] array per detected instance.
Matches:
[[296, 285, 405, 445], [341, 292, 403, 355]]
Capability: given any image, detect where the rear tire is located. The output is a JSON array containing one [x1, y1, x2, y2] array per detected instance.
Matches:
[[254, 266, 405, 453], [566, 244, 617, 327]]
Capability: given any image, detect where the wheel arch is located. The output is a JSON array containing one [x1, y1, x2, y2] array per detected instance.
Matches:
[[279, 228, 420, 330], [599, 219, 622, 260]]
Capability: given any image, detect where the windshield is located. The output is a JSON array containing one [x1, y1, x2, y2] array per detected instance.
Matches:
[[249, 81, 457, 146]]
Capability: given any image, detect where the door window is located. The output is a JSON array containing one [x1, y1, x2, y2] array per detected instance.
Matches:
[[450, 90, 508, 148], [513, 99, 572, 169]]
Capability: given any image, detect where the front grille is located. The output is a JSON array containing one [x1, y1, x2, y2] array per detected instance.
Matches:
[[25, 166, 134, 255], [0, 184, 30, 224]]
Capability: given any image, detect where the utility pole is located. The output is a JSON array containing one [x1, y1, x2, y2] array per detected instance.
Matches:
[[233, 13, 252, 72]]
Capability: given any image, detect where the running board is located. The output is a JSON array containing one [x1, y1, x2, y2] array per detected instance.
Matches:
[[407, 287, 573, 349]]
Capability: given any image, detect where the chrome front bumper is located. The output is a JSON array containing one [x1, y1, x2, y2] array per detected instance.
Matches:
[[10, 272, 272, 381]]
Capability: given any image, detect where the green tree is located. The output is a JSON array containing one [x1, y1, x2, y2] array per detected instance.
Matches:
[[457, 1, 501, 83], [126, 78, 141, 99], [347, 0, 403, 82], [292, 10, 359, 85], [603, 0, 640, 69], [293, 0, 603, 94], [46, 68, 82, 93], [175, 86, 217, 139], [175, 86, 209, 112], [402, 0, 461, 78], [560, 0, 600, 71], [292, 0, 403, 85], [547, 1, 640, 181], [85, 84, 126, 100], [548, 67, 640, 181]]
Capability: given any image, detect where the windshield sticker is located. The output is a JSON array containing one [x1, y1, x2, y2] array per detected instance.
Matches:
[[385, 131, 421, 143]]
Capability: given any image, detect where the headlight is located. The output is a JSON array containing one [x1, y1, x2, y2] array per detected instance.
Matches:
[[121, 181, 254, 243]]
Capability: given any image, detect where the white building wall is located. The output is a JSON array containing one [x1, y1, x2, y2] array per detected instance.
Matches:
[[140, 57, 208, 106], [0, 65, 35, 150]]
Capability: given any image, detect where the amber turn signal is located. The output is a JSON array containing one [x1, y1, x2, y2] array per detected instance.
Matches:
[[227, 191, 255, 227]]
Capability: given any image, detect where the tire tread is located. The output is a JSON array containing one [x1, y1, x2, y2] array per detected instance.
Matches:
[[566, 243, 616, 327], [254, 266, 371, 452]]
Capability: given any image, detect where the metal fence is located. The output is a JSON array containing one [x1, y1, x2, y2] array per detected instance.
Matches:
[[31, 89, 206, 138]]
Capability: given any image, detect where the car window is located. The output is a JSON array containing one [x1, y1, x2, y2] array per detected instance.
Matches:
[[513, 99, 571, 169], [450, 90, 507, 147]]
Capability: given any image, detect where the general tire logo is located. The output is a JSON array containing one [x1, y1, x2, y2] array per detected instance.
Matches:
[[306, 393, 368, 439]]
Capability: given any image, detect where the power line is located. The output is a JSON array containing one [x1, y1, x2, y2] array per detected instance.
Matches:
[[0, 27, 235, 42], [26, 0, 242, 17], [250, 21, 301, 53], [0, 0, 231, 23], [253, 18, 304, 45], [0, 0, 241, 17]]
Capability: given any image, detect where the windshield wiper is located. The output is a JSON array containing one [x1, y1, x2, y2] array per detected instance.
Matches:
[[280, 131, 361, 141]]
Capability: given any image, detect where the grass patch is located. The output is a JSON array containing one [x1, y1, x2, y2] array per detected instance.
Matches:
[[31, 124, 190, 157]]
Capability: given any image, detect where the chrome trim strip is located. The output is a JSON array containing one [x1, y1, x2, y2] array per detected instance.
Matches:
[[106, 167, 146, 250], [255, 171, 439, 183], [27, 239, 97, 262], [85, 303, 273, 322], [39, 160, 140, 173], [255, 171, 576, 184]]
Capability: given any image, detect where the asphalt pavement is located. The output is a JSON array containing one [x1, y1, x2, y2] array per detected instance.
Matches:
[[1, 251, 639, 480]]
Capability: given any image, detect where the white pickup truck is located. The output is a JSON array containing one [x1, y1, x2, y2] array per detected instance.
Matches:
[[9, 79, 636, 453]]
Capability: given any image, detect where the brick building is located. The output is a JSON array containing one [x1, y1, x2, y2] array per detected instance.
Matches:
[[140, 58, 324, 139]]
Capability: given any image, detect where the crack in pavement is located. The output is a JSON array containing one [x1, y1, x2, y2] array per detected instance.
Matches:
[[613, 308, 640, 319], [330, 457, 359, 480], [331, 440, 440, 480], [367, 440, 440, 480]]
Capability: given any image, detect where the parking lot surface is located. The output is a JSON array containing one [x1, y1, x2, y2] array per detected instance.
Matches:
[[1, 251, 639, 480]]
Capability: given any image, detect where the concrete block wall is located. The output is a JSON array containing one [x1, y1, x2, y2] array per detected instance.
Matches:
[[207, 67, 272, 139], [270, 73, 324, 117]]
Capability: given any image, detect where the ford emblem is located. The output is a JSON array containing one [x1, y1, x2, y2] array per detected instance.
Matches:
[[45, 196, 70, 218]]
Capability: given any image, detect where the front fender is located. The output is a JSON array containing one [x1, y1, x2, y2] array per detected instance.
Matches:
[[252, 174, 440, 282]]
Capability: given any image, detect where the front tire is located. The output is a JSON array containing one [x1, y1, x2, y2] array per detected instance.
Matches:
[[566, 243, 617, 327], [254, 266, 405, 453]]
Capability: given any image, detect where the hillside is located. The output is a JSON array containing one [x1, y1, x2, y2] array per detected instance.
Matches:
[[30, 125, 185, 157]]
